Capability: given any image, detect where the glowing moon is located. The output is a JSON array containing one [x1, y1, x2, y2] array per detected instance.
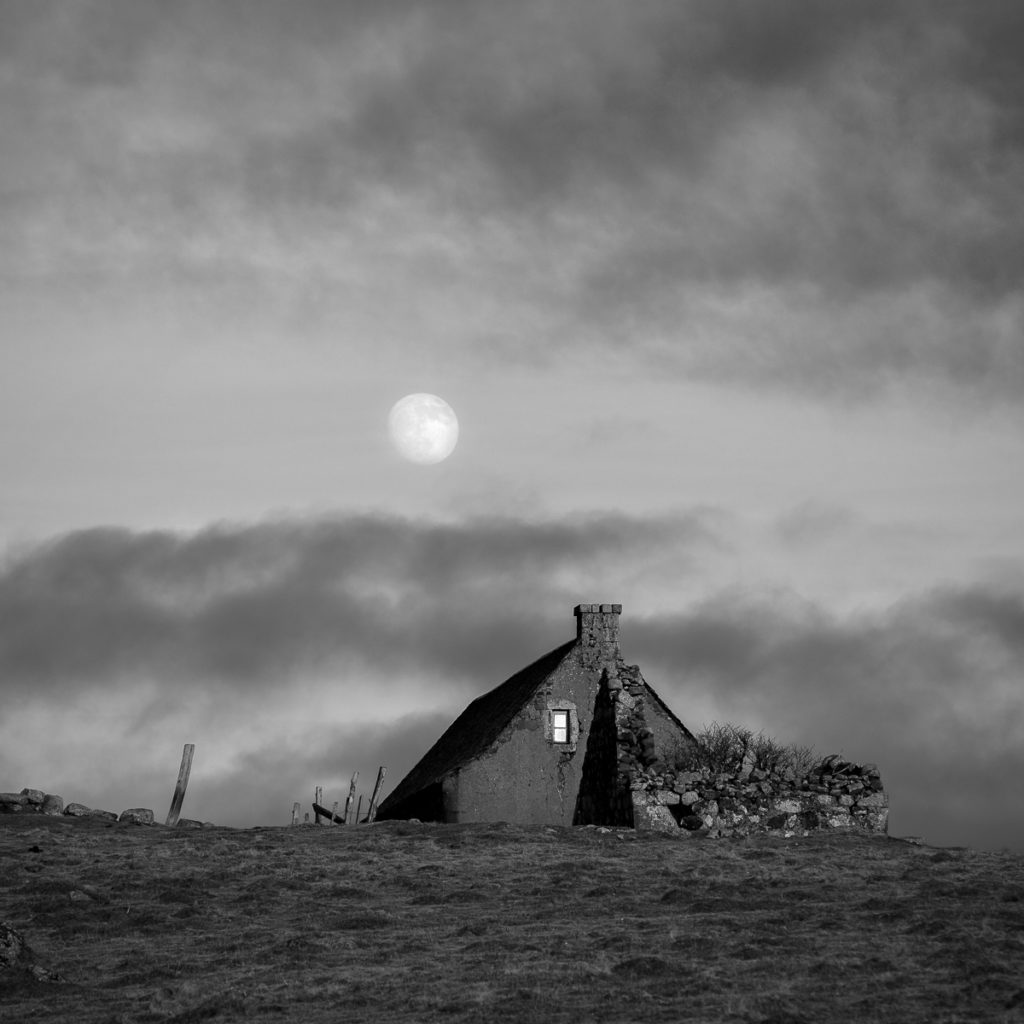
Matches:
[[388, 393, 459, 464]]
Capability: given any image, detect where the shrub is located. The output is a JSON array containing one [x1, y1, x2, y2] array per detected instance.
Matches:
[[675, 722, 816, 777]]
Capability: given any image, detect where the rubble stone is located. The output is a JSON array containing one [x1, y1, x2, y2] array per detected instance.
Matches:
[[628, 755, 889, 839], [41, 794, 64, 816], [118, 808, 155, 825]]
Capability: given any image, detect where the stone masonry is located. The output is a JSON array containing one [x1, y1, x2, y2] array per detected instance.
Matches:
[[597, 662, 889, 838], [629, 753, 889, 838]]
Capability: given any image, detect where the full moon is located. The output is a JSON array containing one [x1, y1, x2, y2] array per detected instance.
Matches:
[[388, 393, 460, 464]]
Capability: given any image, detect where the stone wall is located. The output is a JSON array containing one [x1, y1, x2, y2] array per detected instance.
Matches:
[[572, 670, 632, 826], [598, 661, 888, 839], [1, 788, 207, 827], [629, 755, 889, 838]]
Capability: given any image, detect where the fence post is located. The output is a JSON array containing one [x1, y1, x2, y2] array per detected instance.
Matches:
[[343, 771, 360, 824], [367, 766, 388, 823], [291, 802, 300, 826], [331, 800, 339, 825], [165, 744, 195, 827], [314, 786, 323, 825]]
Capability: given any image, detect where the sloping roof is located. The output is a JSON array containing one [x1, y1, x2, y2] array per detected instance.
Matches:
[[631, 665, 697, 744], [377, 639, 577, 815]]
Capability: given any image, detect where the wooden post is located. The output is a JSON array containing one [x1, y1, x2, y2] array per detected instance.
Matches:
[[343, 771, 359, 824], [291, 802, 300, 826], [314, 786, 323, 825], [331, 800, 339, 825], [165, 744, 195, 827], [355, 795, 363, 824], [367, 766, 388, 823]]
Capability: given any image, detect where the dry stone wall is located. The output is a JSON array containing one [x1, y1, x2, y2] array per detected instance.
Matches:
[[629, 755, 889, 838], [601, 664, 889, 839], [1, 788, 208, 827]]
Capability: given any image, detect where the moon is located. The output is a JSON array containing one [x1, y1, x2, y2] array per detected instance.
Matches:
[[388, 393, 459, 465]]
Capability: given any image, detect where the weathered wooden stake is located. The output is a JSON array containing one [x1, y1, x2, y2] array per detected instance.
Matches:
[[331, 800, 339, 825], [343, 771, 360, 824], [291, 802, 300, 826], [314, 786, 323, 824], [355, 795, 363, 824], [165, 743, 195, 827], [313, 802, 345, 824], [367, 766, 388, 823]]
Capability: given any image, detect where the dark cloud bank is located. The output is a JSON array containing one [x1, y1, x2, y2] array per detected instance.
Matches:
[[4, 1, 1024, 402], [2, 513, 1021, 850]]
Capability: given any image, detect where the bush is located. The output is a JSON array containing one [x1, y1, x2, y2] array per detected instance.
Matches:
[[674, 722, 816, 777]]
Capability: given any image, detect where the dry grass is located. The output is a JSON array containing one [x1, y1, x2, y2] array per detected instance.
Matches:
[[1, 816, 1023, 1023]]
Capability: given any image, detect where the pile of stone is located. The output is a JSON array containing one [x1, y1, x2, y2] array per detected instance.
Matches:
[[1, 788, 207, 827], [608, 664, 661, 778], [629, 755, 889, 838], [599, 661, 889, 839], [0, 789, 64, 816]]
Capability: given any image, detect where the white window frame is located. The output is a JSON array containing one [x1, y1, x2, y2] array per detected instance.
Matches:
[[551, 709, 570, 744]]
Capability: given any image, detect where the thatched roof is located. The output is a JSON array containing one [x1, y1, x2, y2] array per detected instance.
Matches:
[[377, 639, 577, 816]]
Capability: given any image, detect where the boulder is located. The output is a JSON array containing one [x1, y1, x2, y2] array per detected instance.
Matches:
[[64, 804, 117, 820], [41, 794, 64, 816], [20, 789, 46, 805], [118, 808, 155, 825], [630, 791, 680, 834]]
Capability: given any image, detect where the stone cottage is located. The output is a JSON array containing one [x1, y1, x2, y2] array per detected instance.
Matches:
[[376, 604, 697, 826]]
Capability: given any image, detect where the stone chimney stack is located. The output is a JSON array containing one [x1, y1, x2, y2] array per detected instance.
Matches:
[[574, 603, 622, 669]]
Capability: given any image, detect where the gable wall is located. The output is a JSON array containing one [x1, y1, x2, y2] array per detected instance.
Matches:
[[444, 650, 600, 825], [640, 677, 698, 767]]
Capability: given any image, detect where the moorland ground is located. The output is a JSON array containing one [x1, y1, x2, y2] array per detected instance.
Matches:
[[1, 816, 1022, 1023]]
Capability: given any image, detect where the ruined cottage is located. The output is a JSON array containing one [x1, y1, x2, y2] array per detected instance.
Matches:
[[376, 604, 697, 826], [377, 603, 890, 838]]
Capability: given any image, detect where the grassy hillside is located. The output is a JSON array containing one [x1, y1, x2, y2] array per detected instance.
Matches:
[[1, 816, 1022, 1023]]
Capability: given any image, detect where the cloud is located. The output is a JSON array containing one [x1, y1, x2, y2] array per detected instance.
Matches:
[[2, 511, 1022, 845], [630, 585, 1024, 848], [0, 511, 721, 698], [3, 3, 1023, 402]]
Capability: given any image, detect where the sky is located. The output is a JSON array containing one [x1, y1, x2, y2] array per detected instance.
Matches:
[[1, 1, 1023, 850]]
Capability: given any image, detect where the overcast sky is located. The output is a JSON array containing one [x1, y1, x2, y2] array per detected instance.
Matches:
[[2, 1, 1022, 850]]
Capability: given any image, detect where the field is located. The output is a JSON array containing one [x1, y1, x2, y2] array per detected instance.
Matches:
[[1, 816, 1022, 1023]]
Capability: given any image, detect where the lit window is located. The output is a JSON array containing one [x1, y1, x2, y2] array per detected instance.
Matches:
[[552, 710, 570, 743]]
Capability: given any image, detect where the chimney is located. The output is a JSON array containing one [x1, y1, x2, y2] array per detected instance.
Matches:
[[574, 603, 622, 669]]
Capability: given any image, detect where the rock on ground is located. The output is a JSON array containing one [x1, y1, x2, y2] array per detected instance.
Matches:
[[118, 808, 155, 825], [0, 922, 63, 984]]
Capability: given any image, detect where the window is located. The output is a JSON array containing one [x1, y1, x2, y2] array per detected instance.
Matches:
[[552, 710, 570, 743]]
